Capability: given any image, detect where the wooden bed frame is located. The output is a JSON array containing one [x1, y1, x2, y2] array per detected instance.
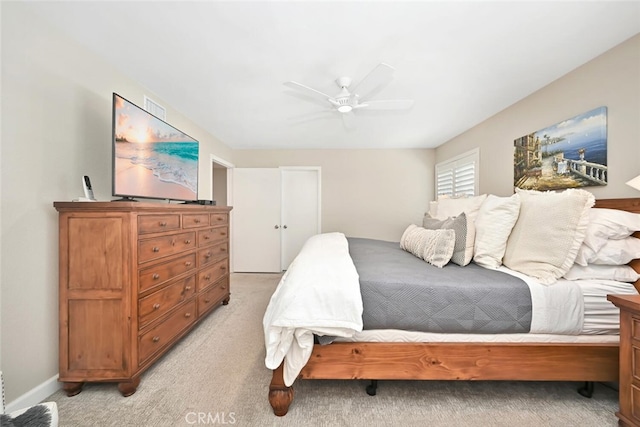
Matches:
[[268, 198, 640, 416]]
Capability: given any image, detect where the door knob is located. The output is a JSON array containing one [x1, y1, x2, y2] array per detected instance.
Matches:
[[283, 225, 288, 229], [274, 225, 280, 229]]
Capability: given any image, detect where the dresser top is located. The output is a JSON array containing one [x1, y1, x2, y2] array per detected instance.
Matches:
[[54, 201, 232, 213]]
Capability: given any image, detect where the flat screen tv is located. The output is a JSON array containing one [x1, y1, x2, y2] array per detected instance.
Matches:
[[112, 93, 199, 202]]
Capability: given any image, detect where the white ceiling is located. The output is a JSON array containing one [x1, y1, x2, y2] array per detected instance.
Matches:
[[22, 1, 640, 150]]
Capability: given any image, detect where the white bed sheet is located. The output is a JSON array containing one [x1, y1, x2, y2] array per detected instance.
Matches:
[[334, 330, 620, 343]]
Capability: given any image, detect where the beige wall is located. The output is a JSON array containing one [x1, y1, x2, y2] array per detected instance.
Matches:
[[1, 1, 638, 410], [233, 149, 435, 242], [436, 34, 640, 199], [0, 3, 233, 403]]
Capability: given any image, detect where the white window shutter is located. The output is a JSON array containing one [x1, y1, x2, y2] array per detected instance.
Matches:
[[435, 149, 479, 197]]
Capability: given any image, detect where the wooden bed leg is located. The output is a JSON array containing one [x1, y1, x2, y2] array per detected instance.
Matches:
[[577, 381, 594, 398], [269, 363, 294, 416]]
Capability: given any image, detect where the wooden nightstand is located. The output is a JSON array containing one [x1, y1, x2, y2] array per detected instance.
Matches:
[[608, 294, 640, 427]]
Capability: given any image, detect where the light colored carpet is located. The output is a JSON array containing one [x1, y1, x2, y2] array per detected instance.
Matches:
[[46, 273, 620, 426]]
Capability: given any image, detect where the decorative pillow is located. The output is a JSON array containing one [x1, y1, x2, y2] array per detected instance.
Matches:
[[582, 208, 640, 252], [428, 201, 438, 218], [422, 213, 472, 266], [563, 264, 640, 282], [473, 194, 521, 269], [433, 194, 487, 221], [574, 236, 640, 266], [502, 188, 595, 285], [400, 224, 455, 268]]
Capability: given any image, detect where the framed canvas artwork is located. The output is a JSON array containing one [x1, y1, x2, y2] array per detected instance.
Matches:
[[514, 106, 607, 191]]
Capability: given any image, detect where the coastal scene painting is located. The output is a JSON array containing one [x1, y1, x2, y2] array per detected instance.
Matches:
[[514, 106, 607, 191], [114, 94, 199, 201]]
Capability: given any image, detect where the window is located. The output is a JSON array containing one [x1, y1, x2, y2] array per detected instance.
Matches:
[[435, 148, 479, 197]]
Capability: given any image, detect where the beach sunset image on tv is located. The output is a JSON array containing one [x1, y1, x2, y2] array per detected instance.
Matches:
[[113, 94, 199, 201]]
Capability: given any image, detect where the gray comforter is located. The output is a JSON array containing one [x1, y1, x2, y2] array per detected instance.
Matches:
[[348, 238, 532, 334]]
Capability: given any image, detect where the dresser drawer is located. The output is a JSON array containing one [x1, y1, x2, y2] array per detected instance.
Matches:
[[138, 299, 197, 364], [183, 213, 210, 229], [138, 214, 181, 234], [139, 232, 196, 264], [197, 258, 228, 291], [198, 241, 228, 267], [198, 278, 229, 316], [139, 253, 197, 293], [198, 227, 228, 247], [210, 213, 228, 225], [138, 275, 196, 329]]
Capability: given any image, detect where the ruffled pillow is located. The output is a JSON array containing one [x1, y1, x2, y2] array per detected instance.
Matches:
[[502, 188, 595, 285]]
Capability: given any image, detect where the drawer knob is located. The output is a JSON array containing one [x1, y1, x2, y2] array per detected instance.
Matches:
[[205, 274, 211, 281], [152, 247, 160, 253], [221, 232, 227, 236], [221, 286, 227, 290], [194, 218, 200, 223], [152, 273, 160, 280], [205, 252, 212, 259], [185, 312, 192, 318], [152, 336, 160, 343], [220, 266, 226, 271], [153, 303, 161, 310], [185, 262, 192, 267], [217, 217, 223, 221], [205, 299, 211, 303], [185, 239, 191, 244], [204, 235, 210, 240], [159, 222, 167, 227], [185, 286, 192, 291]]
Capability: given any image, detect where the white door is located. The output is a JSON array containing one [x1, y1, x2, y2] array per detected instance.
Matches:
[[232, 168, 281, 272], [280, 168, 321, 270]]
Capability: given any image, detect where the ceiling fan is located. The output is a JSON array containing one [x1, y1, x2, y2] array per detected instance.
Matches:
[[284, 63, 414, 123]]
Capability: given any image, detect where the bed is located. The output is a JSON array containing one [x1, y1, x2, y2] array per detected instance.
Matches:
[[266, 196, 640, 416]]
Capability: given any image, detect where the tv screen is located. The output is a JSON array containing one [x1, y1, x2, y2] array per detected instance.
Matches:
[[112, 93, 199, 202]]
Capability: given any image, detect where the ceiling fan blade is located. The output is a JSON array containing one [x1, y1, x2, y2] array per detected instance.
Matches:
[[284, 81, 333, 101], [351, 63, 395, 100], [358, 99, 414, 110]]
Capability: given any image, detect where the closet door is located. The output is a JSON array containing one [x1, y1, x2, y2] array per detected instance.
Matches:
[[280, 168, 321, 270], [232, 168, 281, 272]]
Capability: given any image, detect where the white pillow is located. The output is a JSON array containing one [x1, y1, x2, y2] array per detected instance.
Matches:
[[400, 224, 455, 268], [563, 264, 640, 282], [502, 188, 595, 285], [428, 201, 438, 218], [582, 208, 640, 252], [473, 194, 521, 269], [575, 236, 640, 266], [433, 194, 488, 221], [423, 213, 473, 266]]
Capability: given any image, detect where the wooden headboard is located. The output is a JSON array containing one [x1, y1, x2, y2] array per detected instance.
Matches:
[[595, 198, 640, 291]]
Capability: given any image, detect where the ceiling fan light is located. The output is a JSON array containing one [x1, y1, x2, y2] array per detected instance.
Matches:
[[337, 105, 352, 113]]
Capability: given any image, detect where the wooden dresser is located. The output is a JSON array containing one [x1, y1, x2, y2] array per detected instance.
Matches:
[[54, 202, 232, 396], [608, 294, 640, 427]]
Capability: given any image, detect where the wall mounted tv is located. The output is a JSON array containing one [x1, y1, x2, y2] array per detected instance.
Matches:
[[112, 93, 199, 202]]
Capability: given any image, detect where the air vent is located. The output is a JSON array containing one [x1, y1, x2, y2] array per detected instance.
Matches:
[[144, 96, 166, 121]]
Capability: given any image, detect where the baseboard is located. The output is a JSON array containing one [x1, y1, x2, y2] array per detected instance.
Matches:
[[5, 374, 61, 414]]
